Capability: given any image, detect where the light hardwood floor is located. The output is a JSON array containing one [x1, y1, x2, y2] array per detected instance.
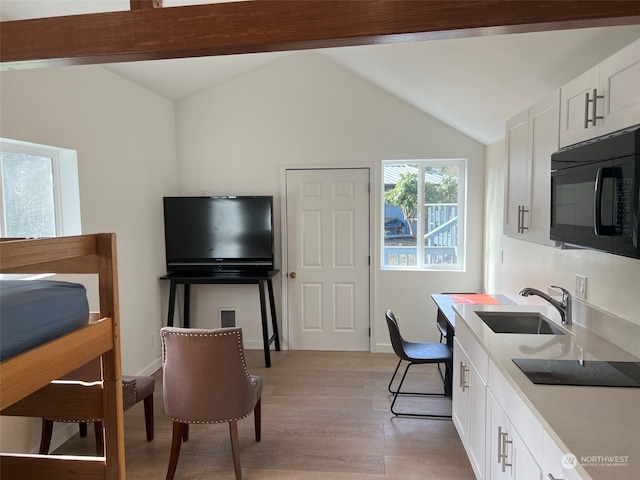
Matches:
[[54, 350, 474, 479]]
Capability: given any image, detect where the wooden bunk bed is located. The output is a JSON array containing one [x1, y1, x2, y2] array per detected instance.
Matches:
[[0, 233, 126, 479]]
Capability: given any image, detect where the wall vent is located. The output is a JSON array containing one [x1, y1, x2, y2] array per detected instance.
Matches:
[[220, 309, 237, 328]]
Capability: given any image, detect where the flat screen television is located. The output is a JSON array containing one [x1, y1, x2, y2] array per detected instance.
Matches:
[[163, 196, 274, 273]]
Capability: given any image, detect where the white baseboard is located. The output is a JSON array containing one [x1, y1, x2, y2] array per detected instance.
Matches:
[[138, 357, 162, 377], [244, 341, 291, 351], [244, 341, 394, 354], [375, 343, 394, 354]]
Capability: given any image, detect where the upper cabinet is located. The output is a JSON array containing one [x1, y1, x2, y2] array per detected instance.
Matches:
[[505, 38, 640, 247], [559, 38, 640, 147], [504, 90, 560, 246]]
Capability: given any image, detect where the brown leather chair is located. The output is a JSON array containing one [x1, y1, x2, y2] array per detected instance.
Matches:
[[161, 326, 263, 480], [39, 357, 155, 455]]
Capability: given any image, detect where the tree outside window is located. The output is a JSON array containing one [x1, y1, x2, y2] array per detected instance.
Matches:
[[382, 160, 466, 270]]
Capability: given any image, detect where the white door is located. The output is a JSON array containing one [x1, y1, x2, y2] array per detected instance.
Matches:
[[286, 168, 370, 351]]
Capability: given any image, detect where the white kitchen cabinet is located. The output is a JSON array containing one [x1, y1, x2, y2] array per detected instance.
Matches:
[[504, 109, 529, 239], [452, 336, 487, 479], [504, 90, 559, 246], [452, 338, 471, 441], [487, 390, 542, 480], [542, 431, 586, 480], [559, 38, 640, 148]]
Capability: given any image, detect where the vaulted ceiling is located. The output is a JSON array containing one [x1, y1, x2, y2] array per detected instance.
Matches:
[[2, 1, 639, 144]]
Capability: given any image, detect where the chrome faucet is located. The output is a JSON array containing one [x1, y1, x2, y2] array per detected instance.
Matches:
[[519, 286, 572, 325]]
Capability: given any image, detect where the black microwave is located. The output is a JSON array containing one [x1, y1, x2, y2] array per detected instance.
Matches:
[[550, 124, 640, 259]]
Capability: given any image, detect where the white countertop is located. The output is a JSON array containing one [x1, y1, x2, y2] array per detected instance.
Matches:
[[453, 302, 640, 480]]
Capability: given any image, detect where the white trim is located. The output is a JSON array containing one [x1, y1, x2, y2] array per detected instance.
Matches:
[[0, 138, 81, 237], [56, 148, 82, 236], [0, 154, 5, 235], [279, 162, 376, 352]]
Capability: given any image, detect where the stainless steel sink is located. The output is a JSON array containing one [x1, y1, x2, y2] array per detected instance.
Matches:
[[476, 311, 565, 335]]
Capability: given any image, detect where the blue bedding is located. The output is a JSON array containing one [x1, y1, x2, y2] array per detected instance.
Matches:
[[0, 280, 89, 361]]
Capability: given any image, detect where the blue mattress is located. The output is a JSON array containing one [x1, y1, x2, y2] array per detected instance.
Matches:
[[0, 279, 90, 362]]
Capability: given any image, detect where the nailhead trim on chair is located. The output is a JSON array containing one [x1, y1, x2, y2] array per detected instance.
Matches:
[[43, 417, 103, 423], [167, 413, 253, 424], [162, 328, 260, 424], [123, 378, 137, 407]]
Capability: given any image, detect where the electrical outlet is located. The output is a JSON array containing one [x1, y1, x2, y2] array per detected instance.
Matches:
[[575, 275, 587, 300], [151, 333, 158, 348]]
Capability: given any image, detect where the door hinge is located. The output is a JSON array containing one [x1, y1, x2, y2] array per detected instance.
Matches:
[[368, 255, 371, 266], [369, 327, 371, 337], [368, 182, 371, 193]]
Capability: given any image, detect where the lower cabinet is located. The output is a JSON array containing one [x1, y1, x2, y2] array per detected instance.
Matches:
[[452, 317, 586, 480], [452, 337, 487, 479], [542, 432, 584, 480], [486, 390, 541, 480]]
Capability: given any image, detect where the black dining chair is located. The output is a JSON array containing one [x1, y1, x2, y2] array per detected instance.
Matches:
[[385, 309, 452, 418]]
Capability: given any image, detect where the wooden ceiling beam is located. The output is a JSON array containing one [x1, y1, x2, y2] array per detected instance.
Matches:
[[2, 1, 639, 69]]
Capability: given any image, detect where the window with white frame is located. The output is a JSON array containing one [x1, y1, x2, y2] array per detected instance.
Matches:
[[0, 139, 81, 239], [382, 159, 466, 271]]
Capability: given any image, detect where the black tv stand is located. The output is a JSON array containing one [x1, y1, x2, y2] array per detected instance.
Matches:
[[160, 269, 280, 367]]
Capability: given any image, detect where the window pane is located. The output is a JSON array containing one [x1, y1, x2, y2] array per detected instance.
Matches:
[[424, 166, 459, 266], [383, 164, 418, 267], [382, 160, 465, 270], [1, 151, 57, 237]]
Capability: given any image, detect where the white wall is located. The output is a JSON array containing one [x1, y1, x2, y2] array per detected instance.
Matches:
[[0, 65, 178, 452], [484, 139, 640, 327], [175, 51, 486, 350]]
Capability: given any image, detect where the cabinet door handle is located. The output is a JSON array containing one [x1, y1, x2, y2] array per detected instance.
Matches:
[[584, 88, 604, 128], [459, 362, 469, 391], [584, 90, 590, 128], [498, 426, 512, 472], [518, 205, 529, 234], [502, 435, 513, 472], [548, 474, 564, 480]]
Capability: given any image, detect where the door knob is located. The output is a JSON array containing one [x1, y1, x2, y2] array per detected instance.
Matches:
[[289, 272, 297, 279]]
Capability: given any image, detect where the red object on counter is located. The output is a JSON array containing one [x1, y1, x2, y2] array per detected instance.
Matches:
[[449, 294, 500, 305]]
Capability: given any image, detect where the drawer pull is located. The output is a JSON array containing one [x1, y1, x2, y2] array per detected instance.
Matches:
[[459, 362, 469, 391]]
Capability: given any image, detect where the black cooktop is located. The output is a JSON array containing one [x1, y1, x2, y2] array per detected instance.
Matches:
[[512, 358, 640, 387]]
